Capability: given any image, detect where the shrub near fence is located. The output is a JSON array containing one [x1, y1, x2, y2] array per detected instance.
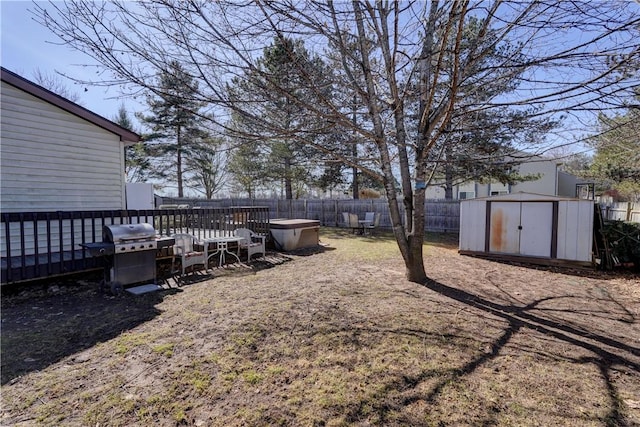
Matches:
[[159, 197, 461, 233]]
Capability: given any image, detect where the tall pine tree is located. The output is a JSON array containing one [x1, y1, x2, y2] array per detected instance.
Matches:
[[138, 61, 209, 197], [114, 104, 155, 183], [227, 37, 334, 199]]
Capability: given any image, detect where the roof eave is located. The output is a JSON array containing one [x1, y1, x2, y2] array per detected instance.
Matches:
[[1, 67, 141, 144]]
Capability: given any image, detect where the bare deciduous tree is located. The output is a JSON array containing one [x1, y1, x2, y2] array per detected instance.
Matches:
[[34, 0, 640, 282], [187, 140, 228, 199], [32, 67, 81, 103]]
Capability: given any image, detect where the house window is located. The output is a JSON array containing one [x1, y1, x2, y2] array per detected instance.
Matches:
[[459, 191, 475, 200], [490, 190, 509, 196]]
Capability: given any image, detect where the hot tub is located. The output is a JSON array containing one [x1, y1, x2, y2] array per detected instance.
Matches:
[[269, 219, 320, 251]]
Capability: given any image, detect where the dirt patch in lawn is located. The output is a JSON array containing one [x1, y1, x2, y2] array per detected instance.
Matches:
[[1, 228, 639, 426]]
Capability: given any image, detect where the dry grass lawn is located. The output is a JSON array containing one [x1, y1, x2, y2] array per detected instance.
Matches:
[[1, 228, 639, 426]]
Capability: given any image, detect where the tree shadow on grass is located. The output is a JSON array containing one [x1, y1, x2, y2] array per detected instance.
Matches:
[[461, 251, 640, 281], [0, 284, 181, 385], [344, 278, 639, 426]]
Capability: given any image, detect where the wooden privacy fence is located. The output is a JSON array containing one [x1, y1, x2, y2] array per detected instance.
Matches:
[[599, 202, 640, 223], [160, 197, 461, 233], [1, 206, 269, 284]]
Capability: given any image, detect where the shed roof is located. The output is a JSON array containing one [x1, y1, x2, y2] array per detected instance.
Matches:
[[465, 191, 585, 202], [1, 67, 140, 144]]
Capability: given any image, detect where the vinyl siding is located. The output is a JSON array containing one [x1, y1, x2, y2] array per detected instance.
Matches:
[[512, 160, 558, 195], [0, 81, 127, 212]]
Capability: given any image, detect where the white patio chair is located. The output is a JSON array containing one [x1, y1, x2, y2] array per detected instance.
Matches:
[[364, 212, 375, 224], [363, 212, 380, 234], [234, 228, 266, 262], [346, 213, 363, 234], [342, 212, 364, 234], [172, 233, 207, 276]]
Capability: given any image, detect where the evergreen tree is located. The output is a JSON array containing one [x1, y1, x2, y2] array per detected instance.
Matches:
[[588, 105, 640, 200], [114, 104, 134, 130], [227, 135, 267, 199], [325, 37, 377, 199], [227, 37, 334, 199], [418, 17, 560, 198], [114, 104, 154, 183], [138, 61, 209, 197]]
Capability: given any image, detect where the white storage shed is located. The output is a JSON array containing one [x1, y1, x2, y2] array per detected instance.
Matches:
[[459, 192, 594, 266]]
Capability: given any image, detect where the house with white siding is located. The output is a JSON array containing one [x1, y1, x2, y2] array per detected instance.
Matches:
[[1, 67, 144, 283], [425, 155, 588, 200], [0, 67, 140, 213]]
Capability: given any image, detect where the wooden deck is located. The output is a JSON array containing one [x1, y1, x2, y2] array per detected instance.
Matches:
[[1, 206, 269, 285], [1, 249, 101, 284]]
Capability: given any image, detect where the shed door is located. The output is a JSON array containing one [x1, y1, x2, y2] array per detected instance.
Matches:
[[519, 202, 553, 257], [489, 202, 521, 254], [489, 201, 553, 257]]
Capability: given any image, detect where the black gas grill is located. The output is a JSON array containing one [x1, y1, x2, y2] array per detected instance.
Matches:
[[81, 223, 174, 294]]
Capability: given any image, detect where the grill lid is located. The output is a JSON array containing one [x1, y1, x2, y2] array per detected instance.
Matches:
[[103, 223, 156, 243]]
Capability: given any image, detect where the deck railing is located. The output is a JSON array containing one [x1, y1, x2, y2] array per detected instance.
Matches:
[[1, 206, 269, 284]]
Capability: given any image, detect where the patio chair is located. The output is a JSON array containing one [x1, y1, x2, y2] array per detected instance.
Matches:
[[363, 212, 380, 234], [342, 212, 363, 234], [172, 233, 207, 276], [364, 212, 375, 224], [342, 212, 350, 227], [234, 228, 266, 262]]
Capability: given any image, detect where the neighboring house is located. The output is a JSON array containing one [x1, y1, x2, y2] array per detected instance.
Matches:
[[0, 67, 140, 213], [425, 155, 590, 200]]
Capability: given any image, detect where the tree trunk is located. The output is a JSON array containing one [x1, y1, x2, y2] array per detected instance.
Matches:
[[352, 98, 359, 199], [284, 157, 293, 199], [177, 126, 183, 198], [352, 161, 359, 199], [387, 200, 428, 283], [353, 0, 427, 283], [405, 235, 427, 283], [404, 175, 428, 283], [444, 162, 454, 200]]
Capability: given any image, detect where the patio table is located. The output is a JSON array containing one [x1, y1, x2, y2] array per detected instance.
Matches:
[[203, 236, 245, 268]]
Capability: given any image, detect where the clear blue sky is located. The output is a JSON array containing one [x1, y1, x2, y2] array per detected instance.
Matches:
[[1, 1, 141, 122]]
